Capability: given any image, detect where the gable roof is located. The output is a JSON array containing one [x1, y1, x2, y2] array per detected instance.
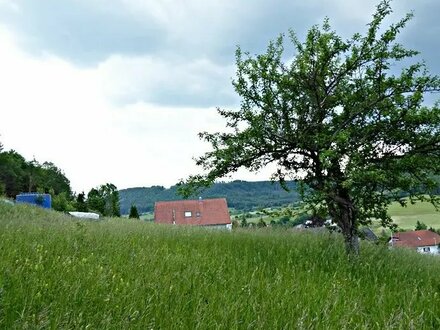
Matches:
[[154, 198, 231, 226], [391, 230, 440, 248], [359, 227, 378, 241]]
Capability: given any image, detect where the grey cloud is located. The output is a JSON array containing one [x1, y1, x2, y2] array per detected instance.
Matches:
[[0, 0, 164, 66], [397, 2, 440, 75], [2, 1, 438, 65], [0, 0, 372, 65], [98, 55, 238, 108], [1, 0, 439, 108]]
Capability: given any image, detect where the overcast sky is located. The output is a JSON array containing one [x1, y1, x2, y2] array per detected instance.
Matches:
[[0, 0, 439, 193]]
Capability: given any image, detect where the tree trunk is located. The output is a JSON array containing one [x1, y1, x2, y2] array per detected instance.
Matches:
[[326, 190, 359, 257], [343, 230, 360, 258]]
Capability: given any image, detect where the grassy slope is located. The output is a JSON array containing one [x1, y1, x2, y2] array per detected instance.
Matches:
[[388, 200, 440, 230], [1, 203, 439, 328]]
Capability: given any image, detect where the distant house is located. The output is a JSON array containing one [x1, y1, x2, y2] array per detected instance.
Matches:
[[390, 230, 440, 255], [154, 198, 232, 229]]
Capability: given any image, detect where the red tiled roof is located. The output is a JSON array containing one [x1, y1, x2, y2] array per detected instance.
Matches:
[[154, 198, 231, 226], [392, 230, 440, 248]]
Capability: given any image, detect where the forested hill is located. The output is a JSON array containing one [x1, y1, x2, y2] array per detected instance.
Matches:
[[119, 180, 300, 215]]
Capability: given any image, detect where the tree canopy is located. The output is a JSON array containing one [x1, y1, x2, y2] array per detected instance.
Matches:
[[0, 150, 72, 199], [180, 0, 440, 255], [87, 183, 121, 217]]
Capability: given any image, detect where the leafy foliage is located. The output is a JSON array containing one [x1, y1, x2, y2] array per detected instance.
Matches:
[[0, 150, 28, 197], [87, 183, 120, 217], [415, 220, 427, 231], [75, 192, 88, 212], [52, 192, 75, 212], [180, 1, 440, 254], [0, 146, 73, 210]]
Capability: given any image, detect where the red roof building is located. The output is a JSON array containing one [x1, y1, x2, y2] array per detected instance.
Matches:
[[391, 230, 440, 255], [154, 198, 232, 228]]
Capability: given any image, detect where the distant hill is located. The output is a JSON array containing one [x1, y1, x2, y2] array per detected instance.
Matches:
[[119, 180, 300, 215]]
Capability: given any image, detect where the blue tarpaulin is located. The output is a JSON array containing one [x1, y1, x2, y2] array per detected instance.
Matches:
[[16, 193, 52, 209]]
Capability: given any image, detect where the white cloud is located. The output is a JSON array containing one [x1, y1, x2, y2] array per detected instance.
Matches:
[[329, 0, 379, 21], [121, 0, 241, 31], [0, 26, 110, 191], [0, 25, 265, 193], [97, 54, 236, 106], [0, 0, 20, 13]]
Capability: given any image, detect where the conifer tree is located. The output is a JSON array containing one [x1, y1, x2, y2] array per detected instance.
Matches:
[[129, 204, 140, 219]]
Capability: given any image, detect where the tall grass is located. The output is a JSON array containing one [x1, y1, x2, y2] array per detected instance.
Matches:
[[0, 202, 439, 329]]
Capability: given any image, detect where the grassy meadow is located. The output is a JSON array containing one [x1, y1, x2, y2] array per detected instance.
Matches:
[[1, 202, 440, 329], [388, 200, 440, 230]]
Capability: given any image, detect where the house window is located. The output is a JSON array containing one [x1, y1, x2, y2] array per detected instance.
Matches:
[[196, 212, 201, 217], [423, 247, 431, 252], [184, 211, 192, 218]]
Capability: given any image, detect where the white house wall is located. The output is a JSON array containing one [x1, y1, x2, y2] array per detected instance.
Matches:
[[416, 245, 439, 255]]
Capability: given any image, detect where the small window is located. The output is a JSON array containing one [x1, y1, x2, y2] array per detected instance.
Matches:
[[184, 211, 192, 218], [423, 247, 430, 252], [196, 212, 201, 217]]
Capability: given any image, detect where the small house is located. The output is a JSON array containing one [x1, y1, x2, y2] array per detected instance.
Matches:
[[154, 198, 232, 229], [390, 230, 440, 255]]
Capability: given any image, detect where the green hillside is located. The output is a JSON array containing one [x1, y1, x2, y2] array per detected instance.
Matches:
[[1, 202, 439, 328], [119, 180, 300, 214]]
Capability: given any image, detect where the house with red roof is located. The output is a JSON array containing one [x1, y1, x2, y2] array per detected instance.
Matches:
[[390, 230, 440, 255], [154, 198, 232, 229]]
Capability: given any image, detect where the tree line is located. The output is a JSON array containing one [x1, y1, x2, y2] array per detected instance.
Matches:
[[0, 141, 120, 216], [119, 180, 300, 215], [0, 142, 71, 198]]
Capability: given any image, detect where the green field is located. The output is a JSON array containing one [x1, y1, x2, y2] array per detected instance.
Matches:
[[1, 202, 440, 328], [388, 200, 440, 230], [232, 199, 440, 231]]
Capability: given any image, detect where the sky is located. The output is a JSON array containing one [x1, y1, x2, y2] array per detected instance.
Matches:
[[0, 0, 439, 193]]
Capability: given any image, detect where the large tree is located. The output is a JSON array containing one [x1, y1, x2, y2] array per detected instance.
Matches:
[[38, 162, 72, 196], [180, 1, 440, 255], [0, 150, 28, 197], [75, 192, 88, 212], [0, 149, 73, 199], [87, 183, 120, 217]]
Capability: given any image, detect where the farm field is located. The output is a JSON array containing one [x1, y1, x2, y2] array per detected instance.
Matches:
[[0, 202, 439, 328], [388, 200, 440, 230]]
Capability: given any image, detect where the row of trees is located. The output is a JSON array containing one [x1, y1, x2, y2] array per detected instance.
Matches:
[[0, 141, 120, 217], [83, 183, 121, 217], [43, 183, 121, 217], [0, 143, 71, 198], [234, 208, 324, 229]]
